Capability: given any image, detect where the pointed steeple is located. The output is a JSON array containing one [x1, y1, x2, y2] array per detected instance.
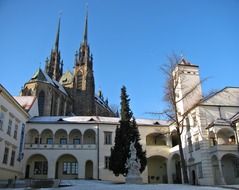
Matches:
[[83, 7, 88, 44], [55, 17, 61, 52], [45, 17, 63, 81]]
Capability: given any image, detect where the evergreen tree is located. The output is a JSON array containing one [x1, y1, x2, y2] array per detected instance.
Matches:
[[109, 86, 147, 176]]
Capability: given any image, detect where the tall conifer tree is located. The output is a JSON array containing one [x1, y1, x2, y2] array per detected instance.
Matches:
[[109, 86, 146, 176]]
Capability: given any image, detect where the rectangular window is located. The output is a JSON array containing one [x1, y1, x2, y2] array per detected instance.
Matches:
[[7, 119, 12, 136], [192, 112, 197, 127], [2, 147, 9, 164], [60, 138, 67, 144], [47, 138, 53, 144], [10, 150, 16, 166], [34, 161, 48, 175], [34, 138, 42, 144], [188, 137, 193, 153], [17, 124, 25, 161], [13, 124, 18, 139], [198, 162, 203, 178], [0, 111, 4, 131], [105, 156, 110, 169], [186, 118, 190, 132], [104, 132, 112, 145], [63, 162, 78, 175], [194, 135, 200, 150], [73, 138, 81, 144]]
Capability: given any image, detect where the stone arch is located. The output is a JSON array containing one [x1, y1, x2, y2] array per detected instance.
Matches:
[[25, 154, 48, 179], [38, 90, 45, 116], [25, 129, 40, 144], [211, 155, 221, 185], [217, 128, 236, 145], [147, 155, 168, 184], [171, 130, 179, 147], [69, 129, 82, 144], [85, 160, 93, 179], [55, 154, 78, 179], [170, 153, 182, 184], [146, 133, 167, 146], [221, 154, 239, 184], [41, 129, 53, 144], [55, 129, 68, 144], [83, 129, 96, 144]]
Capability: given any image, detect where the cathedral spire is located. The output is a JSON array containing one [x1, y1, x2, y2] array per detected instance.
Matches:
[[55, 17, 61, 52], [45, 17, 63, 81], [83, 7, 88, 44]]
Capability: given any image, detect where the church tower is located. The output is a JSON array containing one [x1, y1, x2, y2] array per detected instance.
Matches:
[[174, 58, 202, 115], [45, 18, 63, 81], [72, 11, 95, 115]]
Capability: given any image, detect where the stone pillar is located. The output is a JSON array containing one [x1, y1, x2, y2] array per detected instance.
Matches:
[[48, 158, 56, 179], [167, 158, 173, 183], [78, 159, 84, 179], [166, 133, 172, 147], [218, 159, 226, 185]]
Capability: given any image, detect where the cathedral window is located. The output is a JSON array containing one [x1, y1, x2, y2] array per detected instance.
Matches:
[[76, 71, 83, 89], [38, 91, 45, 116]]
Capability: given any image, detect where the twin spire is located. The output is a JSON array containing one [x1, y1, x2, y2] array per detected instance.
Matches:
[[45, 10, 89, 81], [54, 9, 88, 50]]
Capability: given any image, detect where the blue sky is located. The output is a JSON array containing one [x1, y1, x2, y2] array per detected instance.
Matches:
[[0, 0, 238, 118]]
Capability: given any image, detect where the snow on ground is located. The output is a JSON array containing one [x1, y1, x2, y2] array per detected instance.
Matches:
[[3, 180, 236, 190]]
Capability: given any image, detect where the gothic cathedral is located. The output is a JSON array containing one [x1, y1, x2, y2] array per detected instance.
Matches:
[[21, 14, 116, 117]]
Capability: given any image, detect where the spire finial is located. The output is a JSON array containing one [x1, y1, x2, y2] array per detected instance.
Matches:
[[83, 5, 88, 44], [55, 12, 62, 51]]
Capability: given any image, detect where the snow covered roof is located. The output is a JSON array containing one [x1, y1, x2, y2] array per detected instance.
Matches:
[[29, 68, 68, 95], [231, 112, 239, 123], [14, 96, 36, 112], [201, 87, 239, 106], [28, 116, 169, 126]]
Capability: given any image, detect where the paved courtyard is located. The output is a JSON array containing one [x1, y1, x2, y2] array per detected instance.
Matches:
[[4, 180, 239, 190]]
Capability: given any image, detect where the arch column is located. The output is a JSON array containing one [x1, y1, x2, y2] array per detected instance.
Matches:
[[218, 159, 226, 185], [78, 159, 84, 179], [48, 158, 56, 179], [167, 159, 173, 183]]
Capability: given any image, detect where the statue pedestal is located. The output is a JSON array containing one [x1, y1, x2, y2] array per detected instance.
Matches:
[[126, 175, 143, 184]]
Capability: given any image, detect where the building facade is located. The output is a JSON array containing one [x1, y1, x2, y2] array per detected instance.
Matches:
[[172, 59, 239, 185], [0, 84, 29, 179], [24, 116, 177, 183]]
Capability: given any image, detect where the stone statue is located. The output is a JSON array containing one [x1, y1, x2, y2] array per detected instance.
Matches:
[[125, 140, 143, 184]]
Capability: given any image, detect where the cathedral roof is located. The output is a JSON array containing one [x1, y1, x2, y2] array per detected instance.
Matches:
[[59, 70, 73, 85], [29, 68, 68, 95]]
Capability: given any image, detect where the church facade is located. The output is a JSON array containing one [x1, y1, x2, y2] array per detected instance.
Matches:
[[21, 15, 116, 117]]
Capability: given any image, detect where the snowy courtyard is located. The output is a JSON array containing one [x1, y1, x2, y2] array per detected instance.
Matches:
[[4, 180, 239, 190]]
